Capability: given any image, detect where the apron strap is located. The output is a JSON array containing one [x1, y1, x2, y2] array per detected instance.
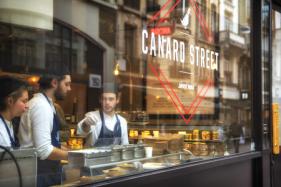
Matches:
[[0, 114, 18, 148]]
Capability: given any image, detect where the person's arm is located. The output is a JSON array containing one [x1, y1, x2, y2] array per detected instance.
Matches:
[[31, 102, 66, 160], [121, 119, 129, 145], [18, 109, 35, 148], [77, 117, 94, 138], [77, 112, 101, 147], [81, 120, 91, 133], [77, 118, 89, 135], [47, 147, 68, 160], [77, 112, 98, 135], [61, 144, 70, 151], [0, 130, 9, 147]]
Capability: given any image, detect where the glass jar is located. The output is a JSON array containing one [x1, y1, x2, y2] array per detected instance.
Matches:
[[212, 130, 219, 140], [185, 133, 193, 140], [192, 129, 200, 140], [201, 130, 211, 140]]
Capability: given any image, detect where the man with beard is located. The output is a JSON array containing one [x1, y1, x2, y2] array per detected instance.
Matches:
[[18, 73, 71, 187], [77, 83, 128, 147]]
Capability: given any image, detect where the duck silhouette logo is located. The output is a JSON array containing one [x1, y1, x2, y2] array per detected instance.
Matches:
[[181, 7, 191, 29]]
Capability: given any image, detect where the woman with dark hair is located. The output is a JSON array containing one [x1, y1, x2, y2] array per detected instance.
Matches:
[[0, 75, 29, 148]]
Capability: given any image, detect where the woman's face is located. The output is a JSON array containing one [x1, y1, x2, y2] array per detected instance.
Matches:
[[9, 90, 29, 118]]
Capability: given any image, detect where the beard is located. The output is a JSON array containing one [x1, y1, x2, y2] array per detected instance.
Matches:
[[54, 87, 66, 101], [104, 106, 113, 113]]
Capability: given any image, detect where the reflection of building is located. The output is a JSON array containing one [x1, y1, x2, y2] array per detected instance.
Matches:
[[0, 0, 252, 123], [0, 1, 279, 187], [218, 0, 251, 124], [114, 1, 145, 111], [107, 0, 252, 123], [272, 11, 281, 102], [0, 0, 119, 118]]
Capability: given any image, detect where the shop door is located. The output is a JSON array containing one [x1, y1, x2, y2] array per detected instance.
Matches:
[[271, 6, 281, 187]]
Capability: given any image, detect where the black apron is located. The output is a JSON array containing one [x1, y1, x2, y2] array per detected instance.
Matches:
[[0, 114, 19, 148], [37, 94, 62, 187], [94, 110, 122, 147]]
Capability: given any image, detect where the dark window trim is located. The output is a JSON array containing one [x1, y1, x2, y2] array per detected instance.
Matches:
[[251, 1, 272, 187], [252, 0, 263, 153], [54, 18, 106, 52]]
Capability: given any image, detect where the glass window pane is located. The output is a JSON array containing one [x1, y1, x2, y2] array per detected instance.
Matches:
[[0, 0, 255, 186]]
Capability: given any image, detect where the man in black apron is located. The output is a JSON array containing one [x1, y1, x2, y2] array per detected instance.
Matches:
[[77, 83, 128, 147], [18, 73, 71, 187]]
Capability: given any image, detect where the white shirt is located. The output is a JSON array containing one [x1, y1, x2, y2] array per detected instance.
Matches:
[[0, 118, 14, 147], [77, 111, 129, 147], [18, 93, 56, 160]]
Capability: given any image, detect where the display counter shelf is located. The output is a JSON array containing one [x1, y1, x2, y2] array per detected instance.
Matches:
[[87, 151, 194, 169], [62, 151, 201, 186]]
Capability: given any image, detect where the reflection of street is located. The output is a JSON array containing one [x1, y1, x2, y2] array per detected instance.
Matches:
[[226, 139, 252, 155], [147, 62, 214, 124]]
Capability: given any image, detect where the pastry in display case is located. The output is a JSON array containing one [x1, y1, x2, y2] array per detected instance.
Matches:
[[127, 124, 227, 159], [67, 128, 85, 149], [143, 133, 184, 155], [199, 143, 209, 156], [67, 136, 84, 150], [153, 141, 169, 155]]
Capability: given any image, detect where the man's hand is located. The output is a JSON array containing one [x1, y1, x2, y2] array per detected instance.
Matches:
[[82, 115, 98, 133], [61, 144, 70, 151], [48, 147, 68, 161]]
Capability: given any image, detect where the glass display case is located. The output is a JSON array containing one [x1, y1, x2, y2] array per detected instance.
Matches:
[[127, 119, 251, 158], [61, 147, 197, 187]]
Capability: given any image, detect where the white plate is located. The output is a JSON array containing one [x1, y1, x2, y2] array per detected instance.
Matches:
[[142, 163, 166, 170]]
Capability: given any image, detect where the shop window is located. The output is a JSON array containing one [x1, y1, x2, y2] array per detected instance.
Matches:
[[241, 66, 250, 90], [146, 0, 160, 13], [0, 0, 255, 186], [211, 4, 219, 41], [196, 0, 207, 40], [124, 0, 140, 10], [0, 21, 105, 76], [224, 11, 233, 32], [173, 0, 190, 26], [224, 60, 233, 84], [99, 6, 116, 48]]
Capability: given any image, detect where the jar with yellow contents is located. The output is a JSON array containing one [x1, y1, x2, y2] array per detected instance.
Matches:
[[185, 133, 193, 140], [201, 130, 211, 140], [212, 130, 219, 140], [192, 129, 200, 140], [67, 136, 84, 149]]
